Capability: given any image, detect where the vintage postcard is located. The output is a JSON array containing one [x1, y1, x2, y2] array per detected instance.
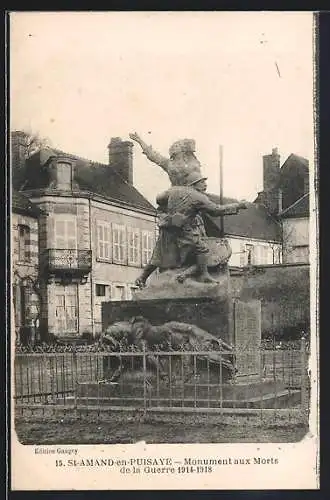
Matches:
[[9, 11, 319, 490]]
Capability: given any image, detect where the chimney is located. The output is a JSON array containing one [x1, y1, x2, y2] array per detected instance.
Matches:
[[263, 147, 280, 192], [263, 147, 281, 215], [278, 188, 283, 213], [11, 131, 27, 171], [108, 137, 134, 184]]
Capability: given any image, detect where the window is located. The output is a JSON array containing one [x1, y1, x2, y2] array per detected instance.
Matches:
[[54, 284, 78, 334], [275, 247, 282, 264], [96, 284, 106, 297], [54, 216, 77, 249], [112, 284, 126, 301], [257, 245, 268, 265], [112, 224, 126, 264], [126, 285, 138, 300], [14, 284, 27, 327], [245, 244, 254, 265], [94, 284, 110, 333], [292, 245, 309, 263], [142, 230, 155, 266], [18, 225, 30, 261], [97, 222, 111, 260], [127, 228, 141, 266], [239, 243, 245, 267], [56, 161, 72, 190]]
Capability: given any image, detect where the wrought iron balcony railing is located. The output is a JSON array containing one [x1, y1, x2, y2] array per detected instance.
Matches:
[[43, 249, 92, 274]]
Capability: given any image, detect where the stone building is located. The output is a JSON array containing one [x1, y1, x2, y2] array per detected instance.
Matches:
[[255, 148, 310, 264], [12, 190, 42, 342], [12, 132, 157, 340], [281, 193, 309, 264], [204, 194, 282, 268], [206, 148, 311, 337]]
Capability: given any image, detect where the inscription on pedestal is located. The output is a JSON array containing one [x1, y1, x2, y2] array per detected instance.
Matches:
[[234, 299, 262, 378]]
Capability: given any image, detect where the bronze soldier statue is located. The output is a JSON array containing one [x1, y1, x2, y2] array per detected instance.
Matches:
[[130, 132, 204, 287], [129, 132, 247, 286], [155, 171, 247, 283], [129, 132, 202, 186]]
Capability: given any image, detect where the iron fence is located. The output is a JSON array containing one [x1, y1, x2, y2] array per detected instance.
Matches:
[[14, 341, 309, 418]]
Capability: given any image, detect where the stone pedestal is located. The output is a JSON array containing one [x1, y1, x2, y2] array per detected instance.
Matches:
[[75, 379, 300, 409], [102, 271, 261, 358], [101, 270, 262, 383]]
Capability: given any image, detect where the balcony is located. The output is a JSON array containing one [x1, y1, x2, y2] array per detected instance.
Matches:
[[43, 249, 92, 283]]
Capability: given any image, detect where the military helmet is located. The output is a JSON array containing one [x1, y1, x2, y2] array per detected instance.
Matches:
[[169, 139, 196, 157], [186, 171, 208, 186]]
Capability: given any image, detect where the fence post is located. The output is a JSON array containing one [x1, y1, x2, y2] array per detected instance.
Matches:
[[272, 335, 276, 382], [49, 356, 56, 404], [142, 342, 147, 417], [72, 348, 78, 416], [300, 336, 309, 420]]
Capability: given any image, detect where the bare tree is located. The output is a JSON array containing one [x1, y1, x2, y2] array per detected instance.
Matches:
[[12, 129, 52, 160], [11, 130, 52, 189]]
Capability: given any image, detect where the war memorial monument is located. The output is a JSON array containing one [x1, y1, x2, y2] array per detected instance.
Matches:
[[80, 134, 292, 409]]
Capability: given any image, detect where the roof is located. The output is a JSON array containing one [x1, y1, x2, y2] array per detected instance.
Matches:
[[280, 193, 309, 218], [205, 193, 281, 241], [15, 147, 156, 215], [280, 153, 309, 172], [12, 190, 42, 217]]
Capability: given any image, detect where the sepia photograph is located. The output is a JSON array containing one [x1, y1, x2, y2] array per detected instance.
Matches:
[[10, 11, 318, 490]]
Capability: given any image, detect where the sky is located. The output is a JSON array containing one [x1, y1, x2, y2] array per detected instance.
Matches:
[[10, 12, 315, 203]]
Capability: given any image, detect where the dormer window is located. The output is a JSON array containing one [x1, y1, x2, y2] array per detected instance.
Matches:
[[56, 160, 72, 190], [48, 156, 74, 191]]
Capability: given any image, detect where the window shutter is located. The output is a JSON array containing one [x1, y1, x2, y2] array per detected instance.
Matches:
[[104, 226, 110, 259], [121, 226, 127, 263]]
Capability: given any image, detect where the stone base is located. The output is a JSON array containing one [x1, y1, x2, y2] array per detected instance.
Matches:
[[133, 267, 230, 301], [73, 379, 301, 409]]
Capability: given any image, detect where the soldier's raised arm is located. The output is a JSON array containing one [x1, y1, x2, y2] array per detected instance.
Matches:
[[129, 132, 169, 172]]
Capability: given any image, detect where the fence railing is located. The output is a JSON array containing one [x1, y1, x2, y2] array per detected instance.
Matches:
[[14, 343, 309, 417]]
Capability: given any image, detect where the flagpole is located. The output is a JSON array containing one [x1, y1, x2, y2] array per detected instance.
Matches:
[[219, 145, 224, 238]]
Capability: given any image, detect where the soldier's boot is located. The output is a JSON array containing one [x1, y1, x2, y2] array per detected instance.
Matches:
[[135, 264, 157, 288], [176, 264, 198, 283], [196, 253, 219, 284]]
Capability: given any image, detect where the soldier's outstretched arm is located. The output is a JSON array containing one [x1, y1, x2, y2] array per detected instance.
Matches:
[[129, 132, 169, 171], [216, 202, 249, 216], [195, 192, 248, 216]]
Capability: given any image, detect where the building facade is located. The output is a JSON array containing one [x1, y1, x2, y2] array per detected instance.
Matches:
[[12, 133, 157, 340], [204, 194, 282, 268], [33, 194, 156, 337], [281, 193, 309, 264], [255, 148, 310, 264], [12, 190, 41, 342]]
